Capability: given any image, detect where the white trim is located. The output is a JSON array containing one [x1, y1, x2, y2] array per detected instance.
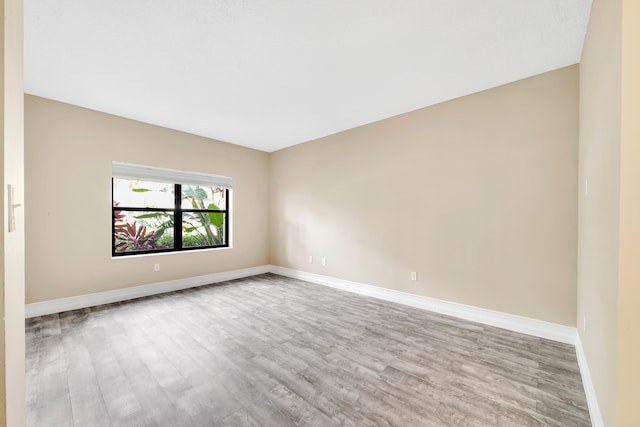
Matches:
[[112, 161, 232, 188], [25, 265, 270, 318], [575, 333, 604, 427], [269, 266, 578, 345], [27, 264, 577, 344]]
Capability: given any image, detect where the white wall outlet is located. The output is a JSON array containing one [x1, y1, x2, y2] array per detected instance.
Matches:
[[154, 263, 160, 272], [321, 257, 326, 266], [583, 316, 587, 332], [410, 272, 417, 281], [308, 255, 313, 263]]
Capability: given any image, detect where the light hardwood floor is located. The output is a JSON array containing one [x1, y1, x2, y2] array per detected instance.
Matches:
[[26, 274, 591, 426]]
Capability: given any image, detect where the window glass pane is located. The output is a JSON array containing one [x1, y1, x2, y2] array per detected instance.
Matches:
[[113, 210, 174, 253], [181, 186, 226, 210], [113, 178, 174, 209], [182, 212, 226, 247]]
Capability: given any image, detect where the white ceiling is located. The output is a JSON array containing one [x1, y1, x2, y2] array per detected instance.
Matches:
[[25, 0, 592, 152]]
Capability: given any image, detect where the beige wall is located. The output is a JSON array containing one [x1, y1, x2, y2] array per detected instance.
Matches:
[[270, 66, 579, 326], [2, 0, 25, 425], [25, 95, 269, 303], [579, 0, 640, 424], [616, 0, 640, 424], [578, 0, 622, 425]]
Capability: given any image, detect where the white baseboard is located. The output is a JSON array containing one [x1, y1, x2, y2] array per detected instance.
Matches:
[[270, 265, 578, 345], [575, 334, 604, 427], [26, 264, 577, 345], [25, 265, 271, 318]]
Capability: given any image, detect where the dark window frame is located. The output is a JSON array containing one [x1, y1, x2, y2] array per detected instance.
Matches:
[[112, 179, 230, 257]]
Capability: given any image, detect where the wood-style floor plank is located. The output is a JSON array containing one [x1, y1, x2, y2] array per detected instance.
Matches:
[[26, 273, 591, 426]]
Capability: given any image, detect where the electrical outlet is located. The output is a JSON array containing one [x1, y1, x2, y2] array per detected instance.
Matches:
[[154, 263, 160, 272], [309, 256, 313, 263], [583, 316, 587, 332], [321, 257, 326, 266], [410, 272, 417, 281]]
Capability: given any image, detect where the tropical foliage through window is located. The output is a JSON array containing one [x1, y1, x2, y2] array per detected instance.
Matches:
[[112, 178, 229, 255]]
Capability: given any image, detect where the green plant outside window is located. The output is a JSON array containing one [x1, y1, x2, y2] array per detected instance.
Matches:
[[112, 178, 229, 256]]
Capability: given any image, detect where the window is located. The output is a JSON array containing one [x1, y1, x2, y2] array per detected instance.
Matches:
[[112, 162, 231, 256]]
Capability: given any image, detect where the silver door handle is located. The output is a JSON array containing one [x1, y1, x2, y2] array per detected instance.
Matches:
[[7, 184, 22, 232]]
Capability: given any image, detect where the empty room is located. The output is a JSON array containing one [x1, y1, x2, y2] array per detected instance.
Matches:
[[0, 0, 638, 426]]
